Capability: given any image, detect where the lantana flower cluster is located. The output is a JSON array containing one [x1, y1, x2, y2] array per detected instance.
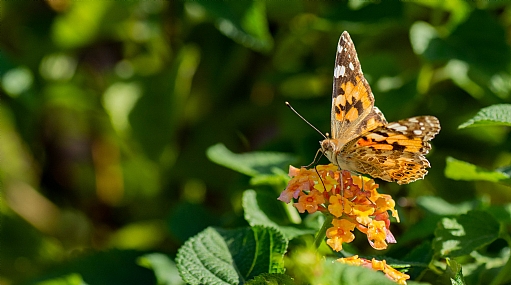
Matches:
[[279, 163, 399, 251], [279, 164, 409, 284]]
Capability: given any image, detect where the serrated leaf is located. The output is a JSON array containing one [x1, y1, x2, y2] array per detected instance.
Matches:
[[176, 226, 287, 285], [459, 104, 511, 129], [433, 210, 500, 258], [206, 143, 296, 180], [242, 190, 316, 240], [246, 273, 295, 285], [444, 157, 511, 185], [137, 253, 184, 285], [446, 258, 465, 285]]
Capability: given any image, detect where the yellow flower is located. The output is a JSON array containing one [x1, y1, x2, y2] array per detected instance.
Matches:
[[367, 220, 388, 250], [327, 194, 352, 218], [326, 218, 356, 251]]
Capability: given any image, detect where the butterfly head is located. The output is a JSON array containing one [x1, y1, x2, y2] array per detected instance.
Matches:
[[320, 139, 337, 166]]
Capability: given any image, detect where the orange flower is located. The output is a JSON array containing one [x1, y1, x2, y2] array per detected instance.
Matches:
[[337, 256, 410, 285], [294, 189, 325, 214], [280, 164, 399, 251]]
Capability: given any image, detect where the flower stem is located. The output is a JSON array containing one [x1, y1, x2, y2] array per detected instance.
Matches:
[[314, 214, 334, 249]]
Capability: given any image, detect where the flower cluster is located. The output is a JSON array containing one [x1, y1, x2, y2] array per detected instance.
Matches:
[[279, 164, 409, 284], [279, 164, 399, 251], [338, 255, 410, 285]]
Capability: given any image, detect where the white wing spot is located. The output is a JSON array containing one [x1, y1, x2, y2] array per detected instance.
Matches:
[[409, 118, 419, 123], [349, 62, 355, 70], [338, 44, 342, 54], [388, 123, 407, 132], [413, 130, 422, 135], [334, 65, 346, 78]]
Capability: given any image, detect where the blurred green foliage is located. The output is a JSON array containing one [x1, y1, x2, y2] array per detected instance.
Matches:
[[2, 0, 511, 284]]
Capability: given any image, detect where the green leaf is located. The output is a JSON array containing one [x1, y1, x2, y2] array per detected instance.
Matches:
[[441, 258, 466, 285], [444, 157, 511, 185], [246, 273, 295, 285], [36, 274, 87, 285], [206, 143, 296, 181], [176, 226, 288, 285], [194, 1, 273, 52], [433, 210, 500, 258], [137, 253, 184, 285], [242, 190, 316, 240], [458, 104, 511, 129], [416, 196, 474, 216]]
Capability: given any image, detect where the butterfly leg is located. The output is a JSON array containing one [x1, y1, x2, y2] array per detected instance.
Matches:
[[305, 148, 325, 168], [314, 165, 327, 192]]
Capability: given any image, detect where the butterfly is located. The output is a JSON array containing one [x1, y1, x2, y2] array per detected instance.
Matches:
[[320, 31, 440, 184]]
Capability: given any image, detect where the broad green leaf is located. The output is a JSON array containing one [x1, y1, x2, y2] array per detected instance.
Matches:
[[245, 273, 295, 285], [206, 143, 296, 180], [458, 104, 511, 129], [138, 253, 184, 285], [444, 157, 510, 185], [176, 226, 287, 285], [192, 1, 273, 52], [242, 190, 316, 240], [433, 210, 500, 258], [36, 274, 87, 285]]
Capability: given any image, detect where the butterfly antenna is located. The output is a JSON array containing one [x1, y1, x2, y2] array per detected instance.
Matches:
[[286, 102, 327, 139]]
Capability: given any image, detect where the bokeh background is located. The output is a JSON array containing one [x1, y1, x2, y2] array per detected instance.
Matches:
[[2, 0, 511, 284]]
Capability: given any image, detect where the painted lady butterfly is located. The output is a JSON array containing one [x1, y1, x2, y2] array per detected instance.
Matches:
[[320, 31, 440, 184]]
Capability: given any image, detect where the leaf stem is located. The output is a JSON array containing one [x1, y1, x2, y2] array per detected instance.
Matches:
[[490, 228, 511, 285], [314, 214, 333, 249]]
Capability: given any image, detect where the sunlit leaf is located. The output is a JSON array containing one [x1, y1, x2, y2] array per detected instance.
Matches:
[[444, 157, 510, 185], [416, 196, 474, 216], [433, 210, 500, 257], [138, 253, 184, 285], [176, 226, 287, 285], [458, 104, 511, 129], [51, 1, 111, 48], [206, 144, 296, 178]]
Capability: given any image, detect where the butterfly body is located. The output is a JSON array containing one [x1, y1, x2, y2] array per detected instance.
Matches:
[[320, 31, 440, 185]]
